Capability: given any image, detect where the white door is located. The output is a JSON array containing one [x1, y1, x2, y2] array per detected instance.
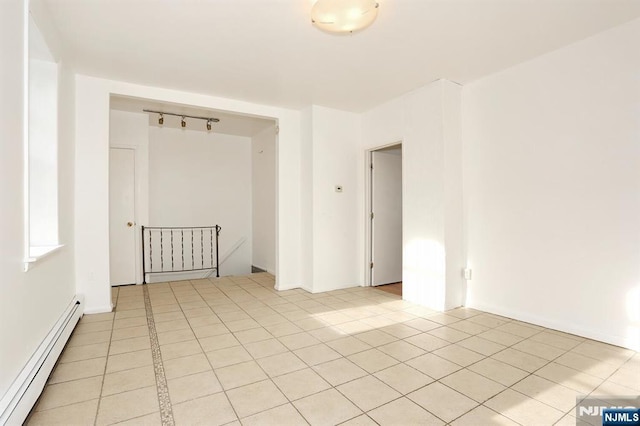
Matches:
[[371, 149, 403, 286], [109, 148, 136, 286]]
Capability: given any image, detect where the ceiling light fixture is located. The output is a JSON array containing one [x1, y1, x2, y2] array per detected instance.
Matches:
[[143, 109, 220, 131], [311, 0, 379, 34]]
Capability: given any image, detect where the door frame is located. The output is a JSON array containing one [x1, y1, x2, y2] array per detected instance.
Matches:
[[109, 144, 145, 286], [364, 141, 404, 287]]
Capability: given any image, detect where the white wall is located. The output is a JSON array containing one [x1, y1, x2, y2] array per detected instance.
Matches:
[[0, 0, 76, 401], [299, 106, 362, 293], [109, 110, 149, 284], [462, 18, 640, 350], [311, 106, 361, 292], [361, 80, 464, 311], [149, 126, 252, 276], [75, 76, 302, 311], [252, 125, 276, 274]]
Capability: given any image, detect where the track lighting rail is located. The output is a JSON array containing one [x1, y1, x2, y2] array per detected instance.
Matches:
[[143, 109, 220, 130]]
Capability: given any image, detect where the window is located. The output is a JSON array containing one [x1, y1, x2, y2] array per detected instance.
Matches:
[[24, 13, 61, 269]]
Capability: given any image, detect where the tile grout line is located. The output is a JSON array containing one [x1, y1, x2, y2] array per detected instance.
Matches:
[[92, 287, 119, 426], [143, 283, 176, 426]]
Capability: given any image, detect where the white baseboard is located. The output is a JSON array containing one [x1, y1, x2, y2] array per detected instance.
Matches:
[[468, 300, 639, 352], [0, 296, 84, 425], [83, 305, 113, 315]]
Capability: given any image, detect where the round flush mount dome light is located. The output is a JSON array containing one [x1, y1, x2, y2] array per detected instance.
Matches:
[[311, 0, 379, 34]]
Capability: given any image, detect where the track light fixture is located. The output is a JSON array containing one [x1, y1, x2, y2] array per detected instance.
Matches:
[[143, 109, 220, 131]]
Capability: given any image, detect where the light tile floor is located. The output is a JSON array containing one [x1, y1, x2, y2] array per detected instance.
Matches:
[[27, 273, 639, 425]]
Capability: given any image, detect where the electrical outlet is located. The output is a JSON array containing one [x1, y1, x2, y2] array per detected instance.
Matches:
[[463, 268, 472, 280]]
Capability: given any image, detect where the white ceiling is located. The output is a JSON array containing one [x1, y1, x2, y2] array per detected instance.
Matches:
[[110, 95, 275, 137], [44, 0, 640, 112]]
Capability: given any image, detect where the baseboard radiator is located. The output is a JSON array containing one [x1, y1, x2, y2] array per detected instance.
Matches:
[[0, 296, 84, 425]]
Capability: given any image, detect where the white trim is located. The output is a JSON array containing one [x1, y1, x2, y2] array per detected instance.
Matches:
[[363, 141, 403, 288], [22, 0, 30, 271], [468, 300, 640, 352], [24, 244, 64, 271], [0, 296, 84, 425], [83, 305, 113, 315]]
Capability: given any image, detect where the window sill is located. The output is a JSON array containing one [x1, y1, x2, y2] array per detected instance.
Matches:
[[24, 245, 64, 271]]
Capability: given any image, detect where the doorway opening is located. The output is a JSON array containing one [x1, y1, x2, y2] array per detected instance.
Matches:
[[107, 95, 277, 289], [366, 143, 403, 295]]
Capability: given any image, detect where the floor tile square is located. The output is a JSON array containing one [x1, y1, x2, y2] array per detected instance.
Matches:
[[257, 351, 307, 377], [404, 333, 450, 352], [172, 393, 237, 426], [241, 403, 308, 426], [512, 375, 578, 411], [313, 358, 368, 386], [226, 379, 288, 418], [326, 336, 372, 356], [491, 348, 548, 372], [468, 358, 529, 386], [215, 360, 268, 390], [59, 342, 109, 364], [273, 368, 331, 400], [233, 327, 273, 344], [347, 348, 398, 373], [102, 365, 156, 396], [156, 328, 195, 345], [34, 376, 102, 411], [336, 375, 401, 411], [450, 405, 519, 426], [428, 326, 471, 343], [407, 382, 478, 423], [457, 336, 506, 356], [294, 343, 342, 366], [406, 353, 462, 379], [293, 388, 362, 426], [377, 340, 425, 362], [339, 414, 379, 426], [49, 357, 107, 384], [440, 368, 506, 402], [403, 318, 441, 332], [368, 397, 444, 426], [163, 353, 212, 379], [534, 362, 602, 393], [206, 345, 252, 368], [433, 344, 485, 366], [27, 399, 99, 426], [512, 339, 566, 361], [485, 389, 565, 425], [159, 340, 202, 360], [244, 338, 288, 359], [354, 330, 398, 347], [192, 323, 229, 339], [224, 318, 261, 332], [379, 323, 422, 339], [263, 321, 303, 337], [448, 320, 491, 336], [167, 370, 222, 403], [374, 363, 434, 394], [95, 385, 159, 425], [199, 333, 240, 352], [530, 331, 582, 350], [279, 332, 321, 350]]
